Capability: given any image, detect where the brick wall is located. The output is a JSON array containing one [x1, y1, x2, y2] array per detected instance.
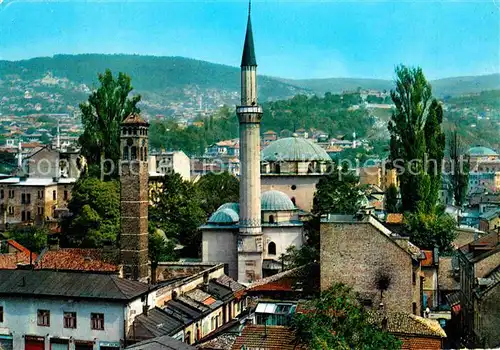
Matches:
[[398, 335, 442, 350], [320, 221, 419, 314]]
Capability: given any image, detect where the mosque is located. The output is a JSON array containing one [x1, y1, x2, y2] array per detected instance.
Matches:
[[201, 5, 331, 283]]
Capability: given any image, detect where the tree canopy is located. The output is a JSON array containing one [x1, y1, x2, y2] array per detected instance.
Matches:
[[5, 226, 49, 253], [78, 69, 141, 178], [195, 171, 239, 217], [149, 173, 206, 257], [292, 283, 402, 350], [61, 176, 120, 248]]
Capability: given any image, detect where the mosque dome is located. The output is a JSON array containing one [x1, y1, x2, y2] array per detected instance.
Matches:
[[468, 146, 498, 156], [261, 136, 331, 162], [208, 208, 239, 224], [217, 202, 240, 214], [261, 190, 296, 211]]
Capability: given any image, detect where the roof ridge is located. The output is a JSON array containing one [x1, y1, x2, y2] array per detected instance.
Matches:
[[109, 275, 129, 299], [408, 314, 447, 337]]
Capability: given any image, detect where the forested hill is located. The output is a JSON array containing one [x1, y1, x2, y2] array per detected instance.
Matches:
[[283, 73, 500, 97], [1, 54, 499, 115]]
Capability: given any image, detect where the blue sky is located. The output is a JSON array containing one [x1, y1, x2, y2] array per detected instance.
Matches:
[[0, 0, 499, 80]]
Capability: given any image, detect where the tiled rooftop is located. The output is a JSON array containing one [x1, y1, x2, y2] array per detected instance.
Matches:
[[36, 248, 119, 272], [230, 325, 306, 350]]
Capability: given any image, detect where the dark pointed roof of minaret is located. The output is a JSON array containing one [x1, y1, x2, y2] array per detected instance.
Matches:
[[241, 11, 257, 67]]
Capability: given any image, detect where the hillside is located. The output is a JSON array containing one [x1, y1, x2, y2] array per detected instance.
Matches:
[[1, 54, 499, 118], [283, 74, 500, 97]]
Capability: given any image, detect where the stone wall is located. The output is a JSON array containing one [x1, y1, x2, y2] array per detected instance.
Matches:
[[320, 221, 419, 314], [478, 285, 500, 347], [261, 175, 322, 212]]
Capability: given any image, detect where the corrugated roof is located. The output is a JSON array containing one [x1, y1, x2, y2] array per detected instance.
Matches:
[[0, 270, 149, 301]]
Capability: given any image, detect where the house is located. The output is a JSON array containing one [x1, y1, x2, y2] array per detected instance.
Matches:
[[370, 312, 447, 350], [320, 214, 424, 315], [128, 264, 247, 346], [421, 250, 439, 309], [0, 239, 37, 269], [230, 325, 305, 350], [479, 209, 500, 233], [456, 231, 500, 348], [0, 269, 153, 350], [148, 151, 191, 181]]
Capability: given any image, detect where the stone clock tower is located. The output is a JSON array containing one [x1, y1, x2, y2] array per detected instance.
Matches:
[[120, 113, 150, 281], [237, 3, 264, 283]]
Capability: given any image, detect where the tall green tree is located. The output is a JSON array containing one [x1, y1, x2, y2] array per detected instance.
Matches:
[[149, 173, 206, 257], [385, 184, 399, 213], [448, 128, 469, 207], [62, 177, 120, 247], [195, 172, 239, 217], [291, 283, 402, 350], [149, 230, 176, 283], [79, 69, 141, 177], [388, 65, 445, 213]]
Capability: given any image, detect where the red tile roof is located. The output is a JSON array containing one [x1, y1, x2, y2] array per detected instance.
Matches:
[[386, 213, 404, 224], [0, 240, 36, 270], [421, 250, 434, 267], [36, 248, 119, 272], [231, 325, 306, 350]]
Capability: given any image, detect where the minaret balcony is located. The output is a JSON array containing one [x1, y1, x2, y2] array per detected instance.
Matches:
[[236, 106, 263, 114]]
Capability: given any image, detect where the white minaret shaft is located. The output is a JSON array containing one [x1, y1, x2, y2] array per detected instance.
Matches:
[[17, 141, 22, 168], [237, 2, 264, 283], [56, 121, 61, 149]]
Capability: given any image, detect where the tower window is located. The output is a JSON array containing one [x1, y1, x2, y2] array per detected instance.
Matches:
[[139, 147, 144, 161], [123, 146, 129, 160], [291, 197, 296, 206], [291, 185, 297, 190], [269, 214, 275, 224], [131, 146, 137, 160], [268, 242, 276, 255]]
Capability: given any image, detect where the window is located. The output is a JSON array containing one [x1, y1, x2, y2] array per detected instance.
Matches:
[[26, 211, 31, 221], [123, 146, 129, 160], [26, 193, 31, 204], [0, 189, 3, 199], [291, 185, 297, 190], [53, 191, 57, 200], [291, 197, 296, 206], [21, 193, 25, 204], [63, 312, 76, 329], [8, 206, 14, 215], [412, 302, 417, 315], [91, 313, 104, 330], [38, 190, 44, 199], [37, 309, 50, 326], [8, 190, 14, 198], [412, 271, 416, 285], [185, 331, 191, 345], [269, 215, 275, 224], [37, 207, 44, 215], [63, 191, 68, 201], [21, 211, 25, 221], [268, 242, 277, 255], [131, 146, 137, 160], [0, 306, 3, 322]]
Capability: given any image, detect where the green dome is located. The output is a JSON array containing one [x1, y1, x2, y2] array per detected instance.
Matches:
[[468, 146, 498, 156], [261, 136, 331, 162], [261, 190, 295, 211], [217, 202, 240, 214], [208, 208, 239, 224]]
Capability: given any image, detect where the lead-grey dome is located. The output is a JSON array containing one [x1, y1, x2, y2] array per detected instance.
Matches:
[[261, 136, 331, 162]]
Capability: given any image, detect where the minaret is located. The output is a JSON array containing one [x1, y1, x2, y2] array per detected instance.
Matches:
[[119, 113, 150, 281], [17, 141, 22, 168], [237, 2, 264, 283], [56, 120, 61, 149]]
